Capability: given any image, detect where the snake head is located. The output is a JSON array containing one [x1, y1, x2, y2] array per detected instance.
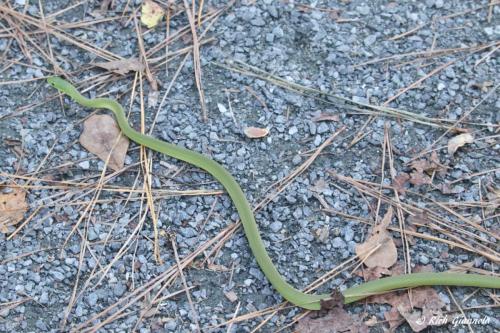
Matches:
[[47, 77, 81, 100], [47, 76, 69, 90]]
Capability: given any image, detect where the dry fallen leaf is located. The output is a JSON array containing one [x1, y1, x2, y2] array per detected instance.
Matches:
[[439, 181, 456, 194], [0, 188, 28, 233], [367, 286, 446, 332], [364, 316, 378, 327], [224, 290, 238, 302], [355, 266, 392, 282], [447, 133, 474, 156], [207, 263, 230, 272], [355, 207, 397, 268], [79, 114, 129, 172], [407, 152, 449, 187], [397, 288, 446, 332], [485, 186, 500, 215], [410, 152, 447, 175], [393, 172, 410, 194], [94, 58, 145, 76], [409, 170, 432, 186], [384, 308, 405, 331], [388, 261, 406, 276], [295, 307, 369, 333], [141, 0, 164, 28], [243, 127, 269, 138], [310, 178, 329, 194]]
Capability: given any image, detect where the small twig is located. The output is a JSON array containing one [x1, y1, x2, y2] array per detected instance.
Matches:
[[226, 301, 241, 333], [183, 0, 207, 121], [171, 237, 201, 333], [133, 16, 157, 90]]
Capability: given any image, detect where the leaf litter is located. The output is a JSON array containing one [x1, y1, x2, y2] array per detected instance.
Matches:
[[0, 187, 28, 233], [296, 306, 369, 333], [355, 207, 397, 268], [392, 151, 449, 191], [79, 114, 129, 172], [349, 203, 448, 332], [93, 58, 145, 76]]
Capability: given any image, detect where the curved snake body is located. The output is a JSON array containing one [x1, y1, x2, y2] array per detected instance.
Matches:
[[47, 77, 500, 310]]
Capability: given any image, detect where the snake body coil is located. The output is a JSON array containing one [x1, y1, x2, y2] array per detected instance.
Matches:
[[48, 77, 500, 310]]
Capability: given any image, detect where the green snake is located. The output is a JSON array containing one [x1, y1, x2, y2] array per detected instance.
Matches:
[[47, 77, 500, 310]]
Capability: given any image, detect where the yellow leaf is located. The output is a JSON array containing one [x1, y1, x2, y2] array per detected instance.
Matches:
[[141, 1, 164, 28]]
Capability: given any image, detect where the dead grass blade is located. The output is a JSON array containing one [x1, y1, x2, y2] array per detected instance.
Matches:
[[183, 0, 207, 121]]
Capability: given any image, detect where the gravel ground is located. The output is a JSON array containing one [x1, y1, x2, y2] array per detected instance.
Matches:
[[0, 0, 499, 332]]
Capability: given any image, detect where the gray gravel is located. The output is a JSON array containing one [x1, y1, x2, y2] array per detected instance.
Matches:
[[1, 0, 499, 332]]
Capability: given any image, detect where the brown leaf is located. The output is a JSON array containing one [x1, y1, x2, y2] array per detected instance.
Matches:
[[384, 308, 405, 330], [410, 159, 431, 173], [367, 287, 446, 332], [0, 188, 28, 233], [485, 186, 499, 216], [296, 307, 369, 333], [393, 172, 410, 194], [410, 153, 447, 176], [224, 290, 238, 302], [397, 288, 446, 332], [243, 127, 269, 138], [94, 58, 145, 75], [447, 133, 474, 156], [79, 114, 129, 172], [355, 207, 397, 268], [408, 170, 432, 186], [312, 113, 340, 122], [429, 151, 441, 167], [207, 263, 230, 272], [320, 290, 344, 310], [356, 266, 392, 281], [414, 265, 434, 273], [407, 212, 430, 227], [397, 305, 427, 332], [310, 178, 329, 194], [388, 261, 406, 276], [364, 316, 378, 327]]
